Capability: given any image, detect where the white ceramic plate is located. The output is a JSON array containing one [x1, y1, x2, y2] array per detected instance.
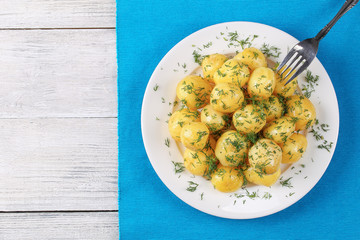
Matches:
[[141, 22, 339, 219]]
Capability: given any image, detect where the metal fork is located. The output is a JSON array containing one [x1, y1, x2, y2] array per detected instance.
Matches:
[[277, 0, 359, 85]]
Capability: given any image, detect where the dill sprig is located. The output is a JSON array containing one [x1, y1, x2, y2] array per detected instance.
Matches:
[[172, 161, 185, 174], [301, 70, 319, 98], [280, 177, 293, 188], [260, 43, 281, 58], [186, 181, 199, 192], [164, 138, 170, 147]]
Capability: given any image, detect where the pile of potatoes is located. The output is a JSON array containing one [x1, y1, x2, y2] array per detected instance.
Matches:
[[168, 47, 316, 192]]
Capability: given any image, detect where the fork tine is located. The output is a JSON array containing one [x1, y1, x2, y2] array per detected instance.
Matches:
[[284, 61, 310, 86], [283, 56, 305, 80], [276, 48, 297, 73], [281, 54, 303, 78]]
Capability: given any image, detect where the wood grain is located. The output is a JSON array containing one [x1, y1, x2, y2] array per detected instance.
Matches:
[[0, 118, 118, 211], [0, 212, 119, 240], [0, 29, 117, 118], [0, 0, 116, 29]]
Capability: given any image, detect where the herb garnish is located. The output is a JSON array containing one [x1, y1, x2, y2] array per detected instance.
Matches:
[[172, 161, 185, 174], [280, 177, 293, 188], [260, 43, 281, 58], [302, 70, 319, 98], [186, 181, 199, 192], [164, 138, 170, 148]]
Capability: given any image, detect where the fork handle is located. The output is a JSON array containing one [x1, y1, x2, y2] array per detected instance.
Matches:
[[314, 0, 359, 41]]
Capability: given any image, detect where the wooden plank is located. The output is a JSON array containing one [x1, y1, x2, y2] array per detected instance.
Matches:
[[0, 29, 117, 118], [0, 212, 119, 240], [0, 118, 118, 211], [0, 0, 116, 29]]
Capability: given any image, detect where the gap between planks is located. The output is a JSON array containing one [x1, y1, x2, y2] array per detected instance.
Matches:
[[0, 27, 116, 30], [0, 210, 118, 213]]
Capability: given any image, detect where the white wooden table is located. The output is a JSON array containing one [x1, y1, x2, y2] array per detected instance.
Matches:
[[0, 1, 118, 239]]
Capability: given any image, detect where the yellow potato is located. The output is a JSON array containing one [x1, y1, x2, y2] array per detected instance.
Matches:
[[183, 146, 218, 176], [210, 83, 245, 113], [213, 59, 250, 88], [232, 104, 266, 134], [234, 47, 267, 72], [244, 167, 281, 187], [211, 165, 244, 192], [263, 116, 296, 144], [202, 136, 217, 155], [248, 139, 282, 175], [281, 133, 308, 164], [273, 69, 298, 97], [215, 130, 250, 167], [247, 67, 276, 100], [180, 122, 209, 151], [176, 75, 212, 109], [168, 108, 200, 142], [285, 95, 316, 130], [201, 54, 228, 83], [200, 104, 229, 132], [264, 95, 285, 122]]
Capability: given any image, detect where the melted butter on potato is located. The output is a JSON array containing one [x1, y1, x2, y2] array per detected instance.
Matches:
[[213, 59, 250, 88], [215, 130, 250, 167], [234, 47, 267, 72], [180, 122, 209, 151], [176, 75, 212, 110], [281, 133, 308, 164], [211, 165, 244, 192], [285, 95, 316, 131], [233, 104, 266, 134], [210, 83, 245, 113], [263, 95, 285, 122], [183, 143, 218, 177], [168, 108, 200, 142], [201, 54, 228, 83], [248, 139, 282, 175], [201, 104, 229, 132], [273, 69, 298, 97], [244, 167, 281, 187], [263, 116, 295, 144], [247, 67, 276, 100]]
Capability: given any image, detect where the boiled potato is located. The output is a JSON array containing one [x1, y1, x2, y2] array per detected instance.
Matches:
[[264, 95, 284, 122], [200, 104, 229, 132], [247, 67, 276, 99], [210, 83, 245, 113], [183, 146, 218, 176], [263, 116, 295, 144], [281, 133, 308, 164], [213, 59, 250, 87], [232, 104, 266, 134], [215, 130, 249, 167], [168, 108, 200, 142], [180, 122, 209, 151], [201, 54, 228, 83], [176, 75, 212, 109], [211, 165, 244, 192], [234, 47, 267, 72], [285, 95, 316, 130], [248, 139, 282, 175], [244, 167, 281, 187], [273, 68, 298, 97]]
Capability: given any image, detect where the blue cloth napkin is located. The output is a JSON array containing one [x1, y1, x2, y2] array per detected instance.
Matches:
[[118, 0, 360, 239]]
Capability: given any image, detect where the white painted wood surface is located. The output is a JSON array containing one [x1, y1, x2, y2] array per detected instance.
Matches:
[[0, 118, 118, 211], [0, 212, 119, 240], [0, 0, 115, 28], [0, 29, 117, 118], [0, 0, 118, 239]]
